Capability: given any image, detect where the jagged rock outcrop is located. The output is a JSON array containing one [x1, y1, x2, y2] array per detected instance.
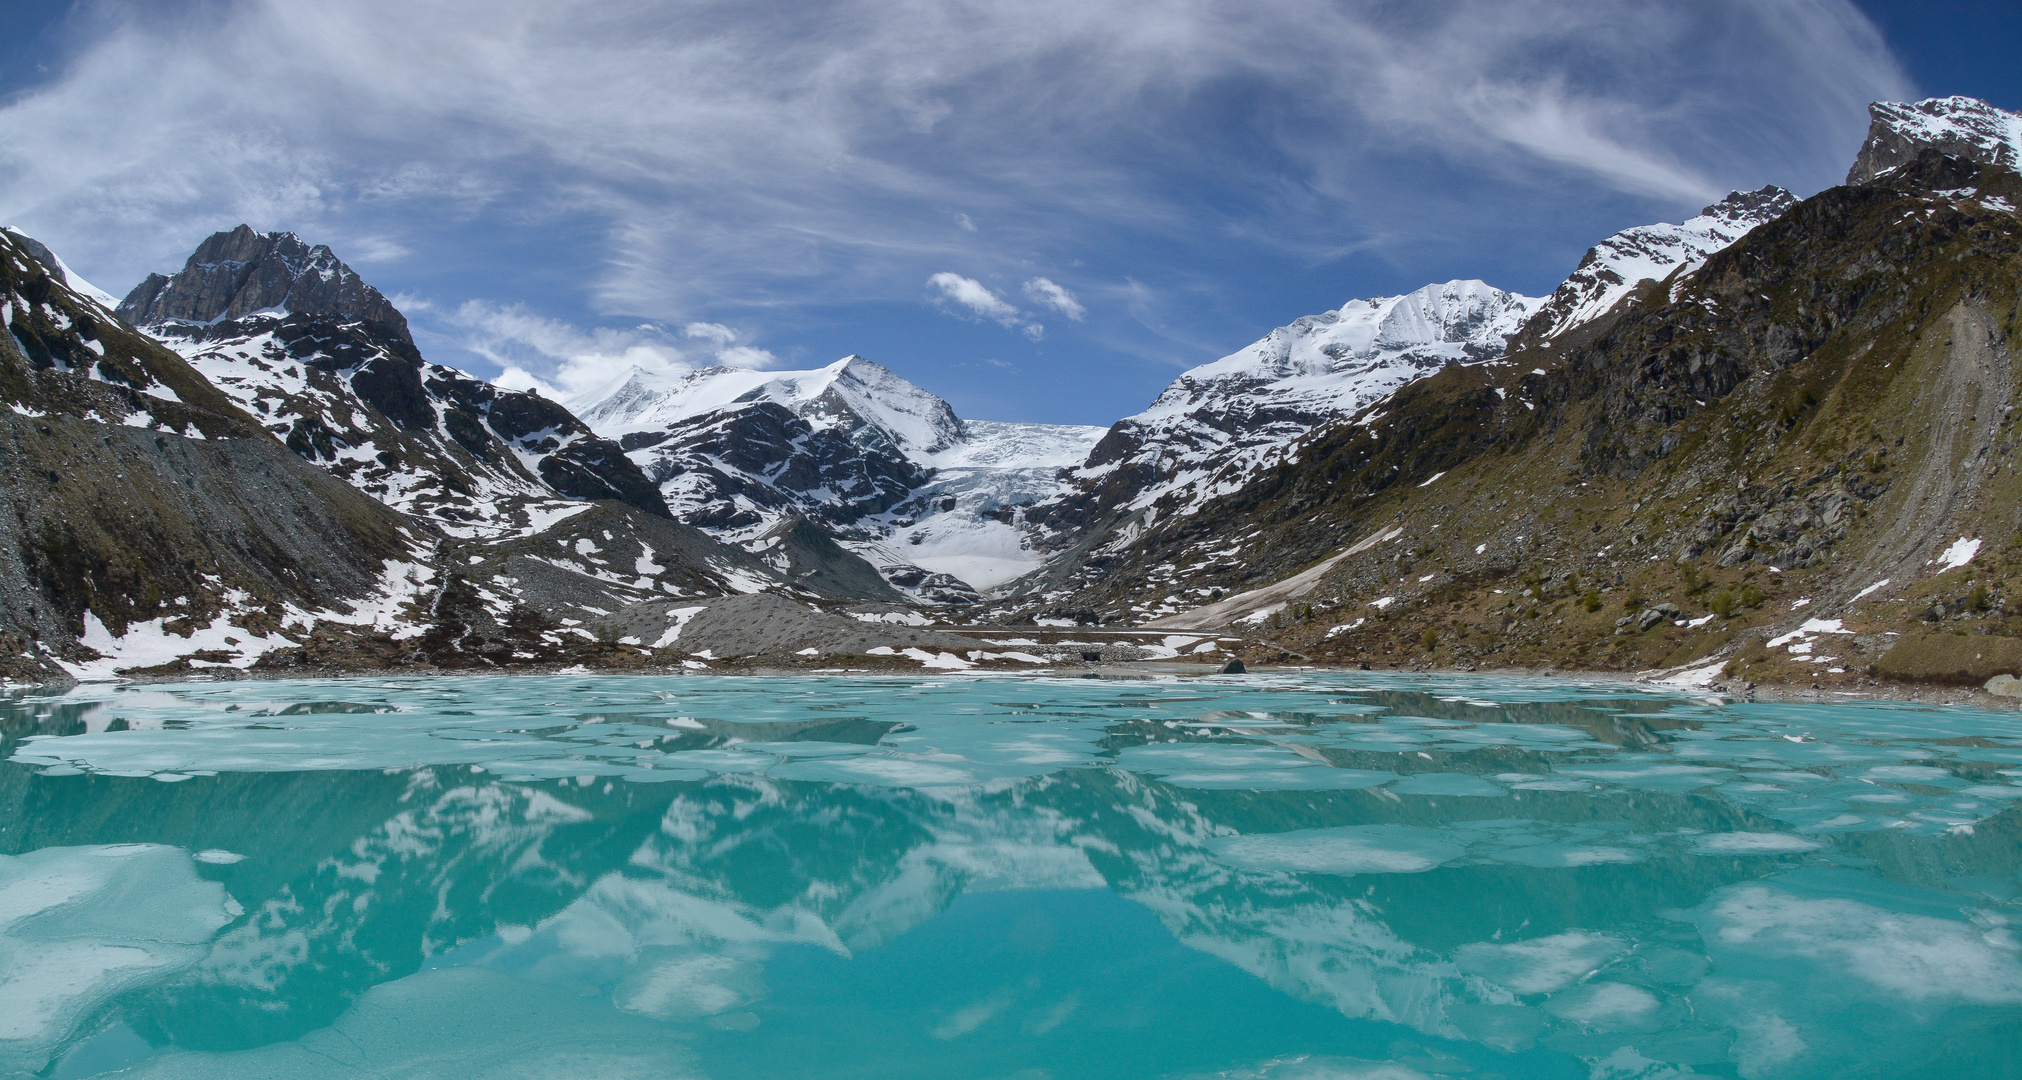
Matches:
[[1846, 95, 2022, 185], [117, 225, 410, 340]]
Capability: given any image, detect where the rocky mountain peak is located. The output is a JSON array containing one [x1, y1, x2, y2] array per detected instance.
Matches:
[[1697, 185, 1799, 229], [1519, 185, 1795, 344], [115, 225, 411, 344], [1847, 96, 2022, 185]]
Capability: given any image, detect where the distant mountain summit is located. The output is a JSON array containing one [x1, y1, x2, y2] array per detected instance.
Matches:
[[117, 224, 411, 342], [569, 355, 1107, 598], [1847, 95, 2022, 185]]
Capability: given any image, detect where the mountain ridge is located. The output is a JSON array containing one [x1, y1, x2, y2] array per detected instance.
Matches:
[[4, 94, 2020, 692]]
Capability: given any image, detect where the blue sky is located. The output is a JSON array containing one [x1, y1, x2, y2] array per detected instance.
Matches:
[[0, 1, 2011, 426]]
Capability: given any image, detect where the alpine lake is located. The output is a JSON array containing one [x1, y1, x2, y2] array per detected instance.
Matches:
[[2, 672, 2018, 1080]]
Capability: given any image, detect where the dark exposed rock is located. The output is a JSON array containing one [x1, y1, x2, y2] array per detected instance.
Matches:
[[750, 516, 906, 603], [116, 225, 412, 344], [635, 400, 929, 531]]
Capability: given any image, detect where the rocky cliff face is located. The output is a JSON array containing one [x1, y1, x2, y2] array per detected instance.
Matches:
[[1846, 96, 2022, 185], [117, 225, 411, 340]]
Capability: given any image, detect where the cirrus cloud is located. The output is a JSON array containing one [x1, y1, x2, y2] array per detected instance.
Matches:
[[0, 0, 1912, 420], [1023, 277, 1085, 321]]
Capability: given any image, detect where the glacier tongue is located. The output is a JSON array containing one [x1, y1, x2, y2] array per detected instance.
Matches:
[[568, 356, 1106, 597], [866, 419, 1107, 591]]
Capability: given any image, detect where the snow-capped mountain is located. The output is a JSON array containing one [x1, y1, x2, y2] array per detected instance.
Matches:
[[1847, 95, 2022, 185], [120, 228, 671, 537], [1519, 185, 1796, 342], [1002, 190, 1801, 605], [1013, 280, 1543, 586], [577, 355, 965, 459], [2, 226, 121, 308], [568, 357, 1106, 596]]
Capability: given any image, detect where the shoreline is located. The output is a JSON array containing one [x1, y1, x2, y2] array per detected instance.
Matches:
[[9, 654, 2019, 710]]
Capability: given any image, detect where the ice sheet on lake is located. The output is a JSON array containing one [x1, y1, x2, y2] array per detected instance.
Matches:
[[11, 673, 2022, 844], [3, 669, 2021, 1079], [1210, 826, 1466, 875], [122, 966, 698, 1078], [0, 845, 236, 1077]]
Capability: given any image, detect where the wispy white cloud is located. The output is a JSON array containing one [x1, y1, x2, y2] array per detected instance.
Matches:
[[929, 272, 1022, 325], [931, 271, 1050, 339], [1023, 277, 1085, 320], [715, 344, 780, 369], [681, 322, 738, 347], [0, 0, 1911, 345], [444, 301, 774, 400]]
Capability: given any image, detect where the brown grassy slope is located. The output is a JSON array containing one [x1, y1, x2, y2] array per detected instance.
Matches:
[[0, 230, 420, 679], [1052, 153, 2022, 687]]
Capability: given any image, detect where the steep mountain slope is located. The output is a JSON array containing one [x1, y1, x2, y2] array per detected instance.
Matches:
[[1011, 191, 1801, 612], [1031, 138, 2022, 691], [1033, 280, 1539, 538], [120, 228, 670, 536], [0, 225, 424, 681], [570, 357, 1105, 598]]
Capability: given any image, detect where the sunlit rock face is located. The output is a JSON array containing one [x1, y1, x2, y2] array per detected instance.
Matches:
[[1846, 95, 2022, 185]]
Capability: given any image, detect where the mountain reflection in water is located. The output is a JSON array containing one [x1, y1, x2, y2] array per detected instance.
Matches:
[[2, 673, 2018, 1080]]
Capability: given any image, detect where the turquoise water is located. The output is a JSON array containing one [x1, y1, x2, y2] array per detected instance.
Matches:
[[2, 673, 2019, 1080]]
